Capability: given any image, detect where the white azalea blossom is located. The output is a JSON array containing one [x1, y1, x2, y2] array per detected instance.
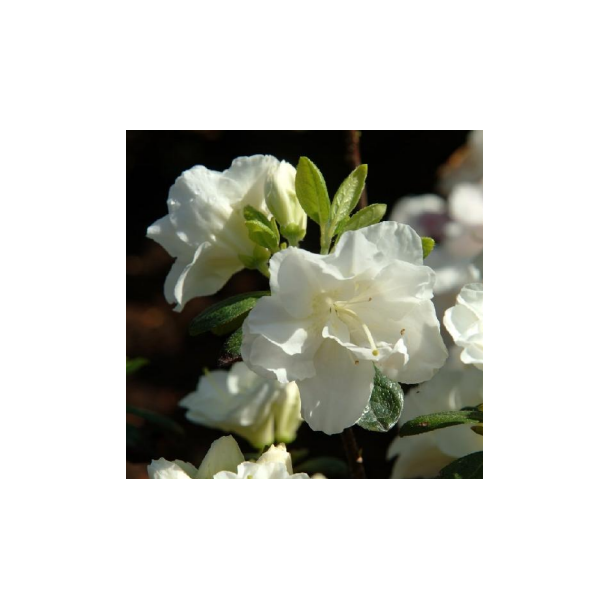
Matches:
[[388, 347, 483, 478], [179, 362, 302, 449], [148, 436, 310, 479], [264, 161, 307, 245], [148, 435, 245, 479], [241, 221, 448, 435], [147, 155, 280, 310], [444, 283, 483, 369], [214, 443, 309, 479]]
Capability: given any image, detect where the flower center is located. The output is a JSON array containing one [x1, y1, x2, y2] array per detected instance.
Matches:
[[333, 301, 379, 356]]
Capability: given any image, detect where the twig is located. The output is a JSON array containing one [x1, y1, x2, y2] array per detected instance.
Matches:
[[341, 428, 366, 479], [345, 130, 368, 209], [341, 130, 368, 478]]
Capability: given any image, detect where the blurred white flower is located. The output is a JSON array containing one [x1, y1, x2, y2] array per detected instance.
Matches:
[[264, 161, 307, 245], [388, 347, 483, 478], [148, 436, 310, 479], [389, 185, 482, 324], [147, 155, 279, 310], [180, 362, 302, 449], [444, 283, 483, 369], [390, 194, 448, 243], [148, 435, 245, 479], [242, 221, 448, 435]]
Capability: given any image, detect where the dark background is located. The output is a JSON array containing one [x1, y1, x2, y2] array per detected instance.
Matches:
[[126, 130, 469, 478]]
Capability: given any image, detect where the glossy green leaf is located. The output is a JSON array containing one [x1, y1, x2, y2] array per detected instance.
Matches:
[[295, 157, 331, 226], [357, 367, 404, 432], [438, 451, 483, 479], [189, 292, 268, 336], [331, 164, 367, 228], [244, 206, 280, 240], [335, 203, 386, 238], [399, 407, 483, 437], [245, 219, 279, 251]]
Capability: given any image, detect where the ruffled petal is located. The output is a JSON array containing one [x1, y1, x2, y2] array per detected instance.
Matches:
[[297, 339, 375, 434]]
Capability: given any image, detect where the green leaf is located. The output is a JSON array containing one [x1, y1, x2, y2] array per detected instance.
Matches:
[[245, 219, 279, 251], [295, 157, 331, 226], [421, 236, 435, 259], [295, 457, 349, 479], [438, 451, 483, 479], [189, 292, 268, 336], [126, 357, 148, 375], [244, 206, 280, 241], [357, 367, 404, 432], [331, 164, 367, 228], [335, 203, 386, 237], [220, 327, 243, 362], [399, 407, 483, 437], [126, 405, 185, 436]]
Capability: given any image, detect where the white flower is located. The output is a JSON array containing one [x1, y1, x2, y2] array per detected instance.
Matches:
[[148, 435, 245, 479], [179, 362, 302, 449], [147, 155, 280, 310], [388, 347, 483, 478], [389, 194, 448, 244], [214, 443, 309, 479], [241, 221, 448, 435], [389, 186, 482, 325], [264, 161, 307, 245], [444, 283, 483, 369], [148, 436, 310, 479]]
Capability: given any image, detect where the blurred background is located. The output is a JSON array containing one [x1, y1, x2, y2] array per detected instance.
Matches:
[[126, 130, 470, 479]]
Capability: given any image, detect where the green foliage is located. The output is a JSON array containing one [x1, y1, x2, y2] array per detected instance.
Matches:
[[189, 292, 268, 336], [330, 164, 368, 229], [295, 157, 331, 226], [399, 406, 483, 437], [245, 220, 279, 251], [219, 327, 243, 363], [438, 451, 483, 479], [357, 367, 404, 432], [421, 236, 435, 259], [335, 203, 387, 238], [126, 357, 148, 375]]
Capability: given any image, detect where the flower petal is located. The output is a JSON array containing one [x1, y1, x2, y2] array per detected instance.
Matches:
[[269, 247, 347, 318], [297, 339, 375, 434], [195, 435, 245, 479], [347, 221, 424, 266], [394, 301, 448, 384], [146, 215, 194, 260], [173, 242, 244, 310], [241, 332, 317, 383], [147, 458, 196, 479], [256, 443, 293, 474]]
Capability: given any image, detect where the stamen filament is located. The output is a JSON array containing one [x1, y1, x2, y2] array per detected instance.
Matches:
[[335, 306, 379, 355]]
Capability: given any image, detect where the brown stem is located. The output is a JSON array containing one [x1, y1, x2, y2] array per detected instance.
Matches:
[[341, 131, 369, 478], [345, 130, 368, 209], [341, 428, 366, 479]]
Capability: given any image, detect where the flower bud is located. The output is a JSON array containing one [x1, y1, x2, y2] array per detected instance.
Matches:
[[265, 161, 307, 245]]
